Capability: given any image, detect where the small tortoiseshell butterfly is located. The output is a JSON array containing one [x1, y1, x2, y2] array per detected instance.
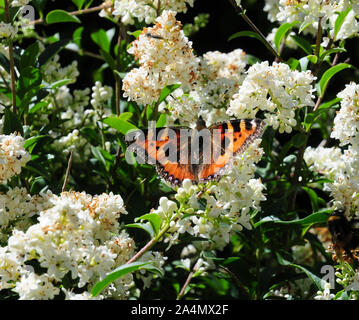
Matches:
[[126, 118, 265, 186]]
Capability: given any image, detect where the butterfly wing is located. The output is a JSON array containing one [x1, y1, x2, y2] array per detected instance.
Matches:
[[197, 119, 265, 183], [126, 126, 197, 186]]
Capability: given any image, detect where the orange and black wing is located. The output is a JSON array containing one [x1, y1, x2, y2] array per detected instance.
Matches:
[[197, 119, 265, 183], [126, 127, 197, 186]]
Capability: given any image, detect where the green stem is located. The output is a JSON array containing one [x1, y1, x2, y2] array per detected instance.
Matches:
[[126, 223, 170, 264], [228, 0, 281, 61]]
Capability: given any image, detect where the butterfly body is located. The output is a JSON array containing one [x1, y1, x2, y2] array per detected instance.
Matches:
[[126, 118, 265, 186]]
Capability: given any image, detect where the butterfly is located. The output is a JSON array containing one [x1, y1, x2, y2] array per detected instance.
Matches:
[[125, 118, 265, 186]]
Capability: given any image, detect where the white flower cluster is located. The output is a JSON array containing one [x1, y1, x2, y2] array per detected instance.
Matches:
[[109, 0, 194, 25], [0, 187, 53, 241], [0, 22, 17, 39], [11, 0, 31, 6], [0, 191, 137, 299], [0, 133, 31, 184], [228, 62, 316, 133], [304, 82, 359, 217], [161, 49, 248, 127], [42, 54, 80, 85], [314, 282, 335, 300], [91, 81, 113, 109], [264, 0, 359, 42], [52, 129, 89, 157], [123, 10, 199, 106], [152, 139, 265, 250]]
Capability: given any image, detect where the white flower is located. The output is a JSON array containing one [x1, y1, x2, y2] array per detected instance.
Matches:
[[123, 10, 199, 106], [42, 55, 79, 84], [11, 0, 31, 6], [314, 282, 335, 300], [0, 22, 17, 39], [112, 0, 195, 25], [14, 272, 60, 300], [228, 62, 316, 133], [331, 82, 359, 146], [91, 81, 113, 109], [1, 191, 135, 300], [265, 0, 359, 40], [0, 133, 31, 183]]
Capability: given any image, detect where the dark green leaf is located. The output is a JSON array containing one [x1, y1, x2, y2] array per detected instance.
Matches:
[[3, 108, 23, 135], [274, 21, 299, 51], [334, 6, 352, 41], [103, 116, 138, 135], [91, 29, 110, 53], [158, 84, 181, 104], [290, 35, 313, 55], [319, 63, 352, 97], [38, 39, 71, 66], [91, 262, 159, 297], [135, 213, 162, 235], [229, 31, 277, 54], [19, 42, 39, 72], [46, 10, 81, 24]]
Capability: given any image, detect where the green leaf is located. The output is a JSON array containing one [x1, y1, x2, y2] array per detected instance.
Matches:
[[276, 253, 325, 290], [286, 57, 300, 70], [124, 223, 155, 238], [38, 39, 71, 66], [274, 21, 299, 51], [19, 42, 39, 71], [290, 35, 313, 55], [46, 10, 81, 24], [118, 112, 133, 122], [3, 108, 23, 135], [254, 209, 332, 228], [318, 63, 352, 97], [91, 29, 110, 53], [100, 49, 116, 70], [129, 30, 142, 39], [73, 26, 84, 48], [306, 54, 317, 64], [49, 79, 73, 89], [319, 47, 346, 62], [103, 116, 138, 135], [156, 113, 167, 128], [24, 135, 49, 153], [17, 66, 42, 99], [298, 21, 314, 34], [334, 6, 352, 42], [135, 213, 162, 235], [91, 146, 106, 167], [228, 31, 277, 55], [0, 51, 10, 74], [158, 84, 181, 104], [72, 0, 85, 9], [91, 262, 156, 297]]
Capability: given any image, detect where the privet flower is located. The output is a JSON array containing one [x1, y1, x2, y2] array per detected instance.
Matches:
[[123, 10, 199, 106], [91, 81, 113, 109], [11, 0, 31, 6], [0, 187, 53, 240], [161, 49, 248, 127], [264, 0, 359, 42], [304, 82, 359, 218], [228, 61, 316, 133], [0, 133, 31, 183], [331, 82, 359, 146], [110, 0, 195, 25], [0, 22, 17, 39], [0, 191, 136, 299]]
